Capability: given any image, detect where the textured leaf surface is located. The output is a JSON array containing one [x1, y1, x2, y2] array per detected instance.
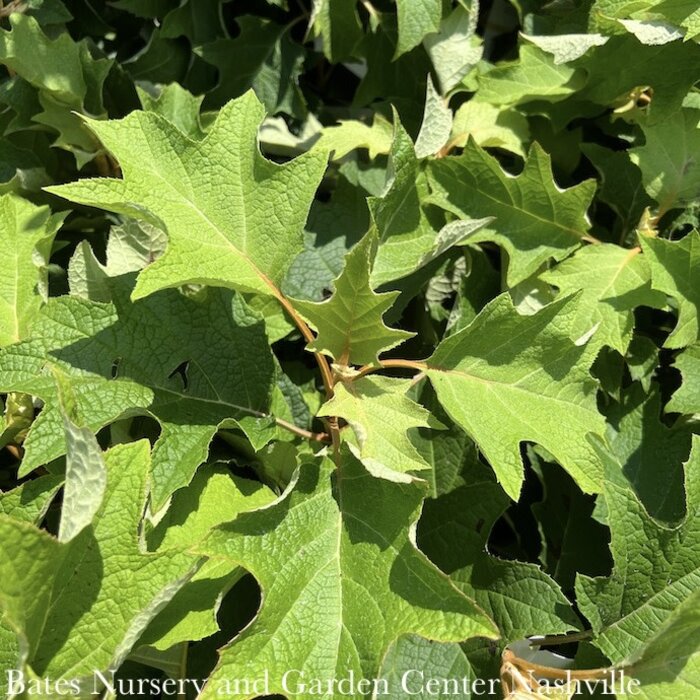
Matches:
[[293, 233, 413, 365], [669, 344, 700, 414], [140, 465, 275, 650], [576, 35, 700, 122], [582, 143, 653, 240], [369, 121, 446, 286], [395, 0, 442, 57], [47, 91, 326, 299], [378, 635, 475, 699], [450, 101, 529, 156], [418, 464, 581, 647], [55, 372, 107, 543], [604, 385, 690, 522], [198, 454, 497, 699], [0, 194, 63, 346], [641, 230, 700, 348], [0, 275, 276, 509], [0, 474, 62, 525], [415, 76, 452, 159], [624, 589, 700, 698], [310, 0, 362, 62], [0, 441, 199, 681], [314, 115, 393, 161], [195, 18, 305, 114], [0, 14, 111, 159], [474, 45, 583, 106], [631, 107, 700, 211], [541, 244, 665, 353], [318, 376, 441, 482], [425, 294, 605, 499], [577, 436, 700, 664], [424, 5, 481, 94], [428, 141, 595, 285]]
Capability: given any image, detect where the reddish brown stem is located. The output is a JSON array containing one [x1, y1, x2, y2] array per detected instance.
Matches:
[[355, 358, 428, 380]]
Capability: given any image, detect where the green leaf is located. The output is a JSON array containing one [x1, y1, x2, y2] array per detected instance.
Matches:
[[618, 18, 684, 45], [47, 91, 327, 300], [283, 174, 369, 301], [54, 369, 108, 543], [310, 0, 363, 63], [293, 233, 414, 365], [139, 465, 275, 651], [427, 141, 596, 286], [418, 462, 582, 648], [474, 45, 584, 106], [195, 18, 305, 114], [368, 120, 445, 286], [395, 0, 442, 58], [0, 194, 64, 347], [197, 453, 497, 699], [530, 451, 612, 590], [378, 635, 476, 699], [111, 0, 173, 18], [314, 114, 394, 161], [603, 384, 690, 522], [0, 275, 276, 510], [68, 240, 111, 303], [654, 0, 700, 40], [450, 101, 530, 157], [0, 440, 200, 681], [414, 76, 452, 159], [410, 385, 486, 498], [0, 138, 51, 195], [318, 376, 442, 482], [668, 343, 700, 414], [123, 30, 189, 85], [0, 474, 62, 525], [631, 108, 700, 212], [641, 230, 700, 348], [522, 33, 608, 64], [160, 0, 225, 44], [424, 294, 605, 500], [582, 143, 653, 241], [136, 82, 205, 139], [575, 34, 700, 123], [0, 615, 22, 700], [68, 220, 168, 303], [630, 107, 700, 213], [423, 4, 482, 94], [576, 436, 700, 664], [0, 14, 112, 161], [540, 244, 666, 353], [624, 588, 700, 698]]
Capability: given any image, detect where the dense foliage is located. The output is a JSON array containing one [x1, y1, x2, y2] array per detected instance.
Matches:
[[0, 0, 699, 698]]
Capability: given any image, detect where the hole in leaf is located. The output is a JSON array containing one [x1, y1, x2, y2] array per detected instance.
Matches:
[[168, 360, 190, 391]]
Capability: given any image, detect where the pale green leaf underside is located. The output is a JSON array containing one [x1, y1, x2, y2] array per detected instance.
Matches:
[[318, 376, 440, 483], [0, 193, 63, 347]]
